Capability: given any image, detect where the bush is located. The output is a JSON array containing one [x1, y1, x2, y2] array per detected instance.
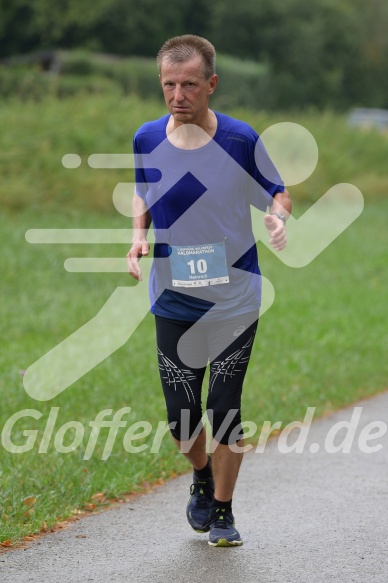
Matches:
[[0, 68, 122, 101], [0, 50, 273, 109], [0, 66, 51, 100], [57, 50, 162, 97], [213, 54, 271, 110]]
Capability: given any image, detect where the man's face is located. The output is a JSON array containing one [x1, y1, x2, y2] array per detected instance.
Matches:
[[159, 56, 218, 125]]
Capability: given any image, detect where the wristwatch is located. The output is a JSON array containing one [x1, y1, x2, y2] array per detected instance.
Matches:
[[270, 212, 286, 224]]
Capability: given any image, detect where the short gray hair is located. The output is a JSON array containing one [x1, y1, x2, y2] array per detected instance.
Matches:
[[157, 35, 216, 79]]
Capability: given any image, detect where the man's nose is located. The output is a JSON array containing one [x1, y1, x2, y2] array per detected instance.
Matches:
[[174, 85, 184, 102]]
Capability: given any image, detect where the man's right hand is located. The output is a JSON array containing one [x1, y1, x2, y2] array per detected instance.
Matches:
[[127, 240, 150, 281]]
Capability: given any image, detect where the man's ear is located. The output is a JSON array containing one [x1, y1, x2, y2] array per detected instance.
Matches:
[[208, 74, 218, 95]]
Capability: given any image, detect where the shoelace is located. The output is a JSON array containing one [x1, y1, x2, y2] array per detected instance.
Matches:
[[203, 508, 234, 530], [190, 482, 214, 509]]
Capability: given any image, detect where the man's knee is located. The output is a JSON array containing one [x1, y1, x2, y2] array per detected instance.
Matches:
[[167, 409, 204, 442]]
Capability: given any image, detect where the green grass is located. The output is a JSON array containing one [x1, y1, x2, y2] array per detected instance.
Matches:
[[0, 94, 387, 544], [1, 94, 388, 214]]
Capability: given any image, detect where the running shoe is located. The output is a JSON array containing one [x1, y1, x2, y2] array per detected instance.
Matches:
[[204, 507, 243, 547], [186, 475, 214, 533]]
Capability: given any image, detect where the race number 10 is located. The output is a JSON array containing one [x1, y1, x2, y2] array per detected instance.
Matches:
[[187, 259, 208, 275]]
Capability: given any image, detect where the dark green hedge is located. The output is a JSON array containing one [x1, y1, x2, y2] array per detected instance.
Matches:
[[0, 50, 273, 110]]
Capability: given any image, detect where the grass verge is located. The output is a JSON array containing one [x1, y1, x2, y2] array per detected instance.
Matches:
[[0, 95, 387, 543]]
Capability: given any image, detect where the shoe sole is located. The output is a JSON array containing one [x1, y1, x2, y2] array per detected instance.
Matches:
[[192, 526, 210, 534], [187, 512, 211, 533], [208, 538, 243, 547]]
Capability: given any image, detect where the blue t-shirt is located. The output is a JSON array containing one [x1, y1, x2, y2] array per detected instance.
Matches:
[[133, 111, 284, 321]]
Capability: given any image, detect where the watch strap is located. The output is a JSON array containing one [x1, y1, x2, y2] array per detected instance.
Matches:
[[270, 212, 286, 224]]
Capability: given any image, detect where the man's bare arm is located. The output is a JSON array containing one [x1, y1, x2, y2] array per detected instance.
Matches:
[[127, 192, 152, 281]]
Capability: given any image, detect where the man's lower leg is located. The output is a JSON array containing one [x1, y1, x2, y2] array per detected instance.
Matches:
[[211, 439, 244, 501], [173, 427, 208, 470]]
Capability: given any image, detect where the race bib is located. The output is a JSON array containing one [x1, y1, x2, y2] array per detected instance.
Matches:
[[170, 242, 229, 288]]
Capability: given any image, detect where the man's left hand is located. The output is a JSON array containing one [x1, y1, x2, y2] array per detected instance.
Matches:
[[264, 214, 287, 251]]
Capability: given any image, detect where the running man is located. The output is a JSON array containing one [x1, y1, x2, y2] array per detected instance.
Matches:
[[127, 34, 292, 547]]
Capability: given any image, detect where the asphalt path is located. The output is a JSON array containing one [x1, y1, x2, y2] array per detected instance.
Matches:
[[1, 391, 388, 583]]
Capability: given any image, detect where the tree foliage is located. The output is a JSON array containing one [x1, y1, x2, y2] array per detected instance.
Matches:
[[0, 0, 387, 109], [209, 0, 388, 109]]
